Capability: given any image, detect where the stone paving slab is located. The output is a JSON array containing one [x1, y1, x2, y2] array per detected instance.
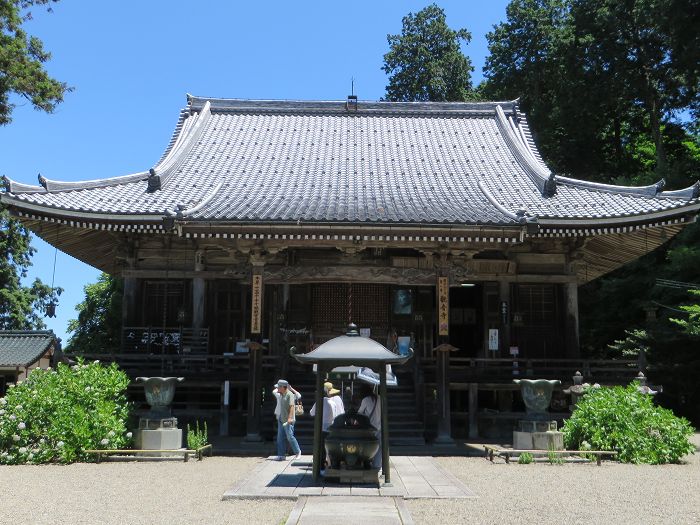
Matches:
[[221, 455, 477, 500], [285, 496, 414, 525]]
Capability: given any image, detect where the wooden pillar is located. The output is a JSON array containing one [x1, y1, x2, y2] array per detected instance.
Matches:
[[192, 250, 206, 330], [122, 277, 139, 327], [565, 281, 580, 358], [499, 280, 511, 356], [468, 382, 478, 439], [312, 363, 325, 481], [244, 342, 265, 442], [192, 277, 206, 331], [433, 343, 457, 445], [379, 365, 391, 484], [245, 256, 265, 442]]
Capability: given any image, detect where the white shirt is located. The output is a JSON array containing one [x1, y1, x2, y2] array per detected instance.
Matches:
[[273, 388, 301, 418], [358, 395, 381, 431], [330, 395, 345, 419], [310, 396, 335, 432]]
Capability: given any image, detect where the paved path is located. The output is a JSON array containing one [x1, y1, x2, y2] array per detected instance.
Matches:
[[222, 455, 476, 500], [285, 496, 413, 525]]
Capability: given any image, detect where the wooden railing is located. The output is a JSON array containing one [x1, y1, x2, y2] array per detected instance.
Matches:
[[420, 356, 641, 385], [68, 352, 281, 381]]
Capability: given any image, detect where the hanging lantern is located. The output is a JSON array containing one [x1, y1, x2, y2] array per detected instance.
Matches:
[[46, 302, 56, 318]]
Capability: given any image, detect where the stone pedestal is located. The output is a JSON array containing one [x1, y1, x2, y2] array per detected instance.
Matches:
[[513, 420, 564, 450], [135, 416, 183, 455], [134, 428, 183, 455]]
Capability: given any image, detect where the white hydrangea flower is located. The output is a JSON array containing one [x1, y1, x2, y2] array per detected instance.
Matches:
[[12, 434, 20, 442], [126, 432, 133, 439], [18, 422, 26, 430], [19, 447, 27, 454], [108, 431, 115, 437], [93, 360, 100, 364], [57, 441, 64, 447], [0, 398, 6, 405], [9, 414, 16, 421], [27, 453, 34, 460], [15, 405, 22, 410], [72, 365, 79, 371], [100, 438, 109, 446], [0, 409, 5, 415], [39, 438, 45, 444]]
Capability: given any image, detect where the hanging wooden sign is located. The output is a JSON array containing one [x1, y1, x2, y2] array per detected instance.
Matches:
[[437, 276, 449, 336], [251, 274, 263, 334]]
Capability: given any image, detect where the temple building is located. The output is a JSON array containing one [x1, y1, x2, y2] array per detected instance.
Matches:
[[2, 95, 698, 443]]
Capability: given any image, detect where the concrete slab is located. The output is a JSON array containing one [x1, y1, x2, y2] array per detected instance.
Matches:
[[285, 496, 411, 525], [222, 455, 476, 501]]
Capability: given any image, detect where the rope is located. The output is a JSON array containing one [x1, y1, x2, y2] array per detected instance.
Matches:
[[50, 226, 59, 292], [348, 282, 353, 324]]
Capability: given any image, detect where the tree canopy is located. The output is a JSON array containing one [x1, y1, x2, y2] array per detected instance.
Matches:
[[0, 0, 70, 125], [66, 273, 122, 354], [0, 0, 66, 328], [0, 206, 60, 329], [382, 3, 474, 102], [482, 0, 700, 183]]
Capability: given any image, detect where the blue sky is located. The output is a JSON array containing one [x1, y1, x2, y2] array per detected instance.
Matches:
[[2, 0, 510, 344]]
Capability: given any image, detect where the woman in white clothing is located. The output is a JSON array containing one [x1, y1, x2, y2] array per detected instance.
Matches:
[[357, 383, 382, 470]]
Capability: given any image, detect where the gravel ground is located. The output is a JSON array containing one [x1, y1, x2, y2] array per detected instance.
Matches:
[[1, 436, 698, 525], [0, 456, 293, 525], [408, 434, 700, 525]]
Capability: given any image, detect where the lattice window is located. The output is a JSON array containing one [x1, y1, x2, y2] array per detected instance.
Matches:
[[311, 283, 390, 339]]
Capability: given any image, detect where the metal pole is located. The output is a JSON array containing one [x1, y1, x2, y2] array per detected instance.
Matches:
[[379, 364, 390, 484], [312, 364, 324, 481]]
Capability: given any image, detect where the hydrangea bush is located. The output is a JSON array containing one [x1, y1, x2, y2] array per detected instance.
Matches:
[[0, 360, 131, 464], [563, 383, 695, 464]]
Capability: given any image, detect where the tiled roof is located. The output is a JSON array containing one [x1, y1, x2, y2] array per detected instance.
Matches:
[[0, 331, 56, 368], [2, 96, 698, 227]]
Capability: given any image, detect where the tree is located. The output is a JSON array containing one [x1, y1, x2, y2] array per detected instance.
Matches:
[[382, 4, 474, 102], [0, 0, 70, 125], [670, 290, 700, 337], [483, 0, 699, 181], [66, 273, 123, 354], [0, 206, 60, 329], [0, 0, 68, 328]]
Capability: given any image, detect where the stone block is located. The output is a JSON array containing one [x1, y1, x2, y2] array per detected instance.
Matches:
[[513, 431, 533, 450], [517, 419, 557, 432], [134, 428, 183, 455], [532, 431, 564, 451]]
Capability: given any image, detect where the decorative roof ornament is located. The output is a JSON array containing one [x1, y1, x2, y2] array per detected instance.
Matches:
[[147, 168, 160, 192]]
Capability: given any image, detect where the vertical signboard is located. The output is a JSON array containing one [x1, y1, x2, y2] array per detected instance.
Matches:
[[251, 274, 263, 334], [437, 276, 449, 336]]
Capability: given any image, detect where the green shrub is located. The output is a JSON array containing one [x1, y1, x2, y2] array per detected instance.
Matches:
[[0, 360, 131, 464], [187, 421, 209, 450], [518, 452, 534, 464], [563, 383, 695, 464]]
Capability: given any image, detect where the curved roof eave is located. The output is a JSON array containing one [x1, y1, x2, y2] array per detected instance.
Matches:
[[537, 202, 700, 226], [0, 194, 166, 222]]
